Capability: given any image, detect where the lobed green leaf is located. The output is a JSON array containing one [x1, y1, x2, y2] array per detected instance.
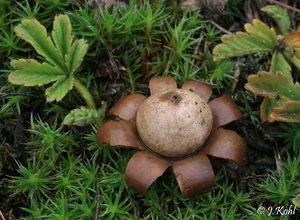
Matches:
[[284, 54, 300, 73], [45, 76, 74, 102], [10, 14, 89, 104], [213, 19, 277, 61], [65, 39, 88, 74], [8, 59, 64, 86], [270, 101, 300, 122], [246, 71, 300, 122], [259, 97, 280, 122], [52, 14, 73, 59], [245, 71, 300, 101], [261, 5, 290, 35], [283, 31, 300, 72], [270, 51, 291, 75], [14, 18, 65, 71]]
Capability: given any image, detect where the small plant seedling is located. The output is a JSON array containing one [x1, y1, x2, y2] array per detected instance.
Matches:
[[8, 14, 106, 126], [9, 15, 90, 104], [245, 71, 300, 122], [213, 5, 300, 122], [213, 5, 297, 74]]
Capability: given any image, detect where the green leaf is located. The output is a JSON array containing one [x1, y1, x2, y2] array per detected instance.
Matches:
[[245, 71, 300, 100], [213, 19, 277, 61], [246, 71, 300, 122], [9, 14, 90, 105], [261, 5, 290, 35], [271, 101, 300, 122], [283, 31, 300, 72], [14, 18, 65, 71], [285, 54, 300, 72], [8, 59, 64, 86], [259, 97, 300, 123], [63, 103, 107, 126], [52, 14, 73, 59], [65, 39, 88, 74], [45, 77, 74, 102], [260, 97, 279, 122], [270, 51, 291, 75]]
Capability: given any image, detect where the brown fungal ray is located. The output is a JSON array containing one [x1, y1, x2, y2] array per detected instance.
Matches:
[[172, 153, 215, 197], [203, 128, 247, 166], [109, 93, 146, 121], [182, 80, 212, 102], [125, 151, 170, 194], [209, 96, 242, 128], [96, 120, 143, 149], [149, 76, 177, 95]]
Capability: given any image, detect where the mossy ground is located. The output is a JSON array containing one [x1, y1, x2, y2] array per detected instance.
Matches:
[[0, 0, 299, 219]]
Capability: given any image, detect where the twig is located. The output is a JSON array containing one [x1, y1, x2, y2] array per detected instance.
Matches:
[[266, 0, 300, 13], [93, 172, 100, 220], [0, 210, 6, 220], [208, 20, 233, 35]]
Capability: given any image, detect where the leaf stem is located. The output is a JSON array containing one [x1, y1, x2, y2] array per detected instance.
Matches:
[[73, 78, 96, 109]]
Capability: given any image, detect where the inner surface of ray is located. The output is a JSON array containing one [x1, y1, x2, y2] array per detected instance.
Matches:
[[182, 80, 212, 102], [149, 76, 177, 95], [172, 153, 215, 197], [203, 128, 247, 166], [125, 151, 170, 194], [109, 93, 146, 121], [209, 96, 242, 128], [97, 120, 143, 149]]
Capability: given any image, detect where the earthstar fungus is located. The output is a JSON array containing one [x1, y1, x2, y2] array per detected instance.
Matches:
[[97, 76, 247, 197]]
